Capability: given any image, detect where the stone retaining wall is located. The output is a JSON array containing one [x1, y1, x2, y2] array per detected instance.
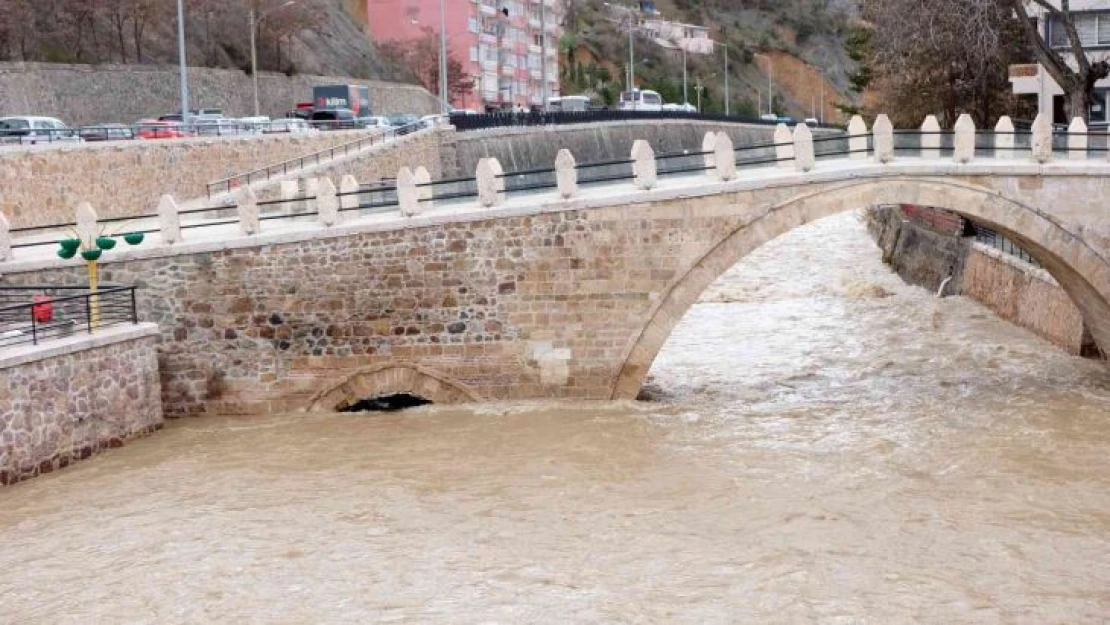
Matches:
[[866, 205, 1095, 355], [0, 325, 164, 485], [0, 62, 439, 126], [451, 119, 834, 176], [1, 129, 382, 229]]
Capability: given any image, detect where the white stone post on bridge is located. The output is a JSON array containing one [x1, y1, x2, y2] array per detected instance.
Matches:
[[75, 202, 98, 249], [339, 175, 360, 214], [397, 167, 420, 216], [953, 114, 976, 164], [702, 131, 717, 175], [793, 123, 815, 172], [995, 116, 1016, 160], [631, 140, 657, 190], [714, 132, 736, 181], [476, 158, 506, 207], [237, 187, 260, 235], [555, 149, 578, 199], [0, 212, 10, 262], [317, 178, 340, 226], [1031, 112, 1053, 163], [921, 115, 941, 160], [158, 195, 181, 245], [304, 177, 320, 219], [1068, 117, 1088, 160], [413, 166, 433, 210], [774, 123, 794, 169], [873, 114, 894, 163], [848, 115, 868, 160], [280, 180, 300, 216]]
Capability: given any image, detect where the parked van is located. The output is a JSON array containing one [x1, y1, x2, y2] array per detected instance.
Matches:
[[0, 116, 83, 145], [618, 89, 664, 112], [548, 95, 591, 112]]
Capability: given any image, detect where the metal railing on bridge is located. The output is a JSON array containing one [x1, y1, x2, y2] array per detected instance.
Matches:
[[0, 285, 139, 348], [449, 109, 844, 132]]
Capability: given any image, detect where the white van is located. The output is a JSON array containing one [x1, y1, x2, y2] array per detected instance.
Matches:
[[619, 89, 664, 112], [548, 95, 591, 112], [0, 116, 83, 145]]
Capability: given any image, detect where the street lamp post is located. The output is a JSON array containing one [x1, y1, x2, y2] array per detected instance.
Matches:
[[438, 0, 448, 113], [713, 41, 730, 116], [682, 45, 688, 106], [604, 2, 636, 91], [250, 1, 298, 118], [176, 0, 189, 118], [753, 52, 773, 116]]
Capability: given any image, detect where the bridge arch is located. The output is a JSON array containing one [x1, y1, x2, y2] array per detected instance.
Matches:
[[610, 177, 1110, 399], [305, 363, 483, 412]]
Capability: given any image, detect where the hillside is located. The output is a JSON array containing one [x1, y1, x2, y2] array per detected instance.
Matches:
[[0, 0, 404, 82], [561, 0, 861, 123]]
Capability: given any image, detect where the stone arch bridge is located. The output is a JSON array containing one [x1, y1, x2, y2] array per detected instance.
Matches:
[[1, 114, 1107, 415]]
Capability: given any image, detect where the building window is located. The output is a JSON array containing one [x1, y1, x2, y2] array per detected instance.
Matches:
[[469, 17, 479, 33], [1049, 13, 1110, 47]]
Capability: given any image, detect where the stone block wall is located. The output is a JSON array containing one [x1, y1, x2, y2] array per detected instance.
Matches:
[[866, 205, 1093, 355], [297, 127, 449, 186], [0, 62, 439, 125], [451, 119, 833, 176], [0, 325, 164, 484], [1, 129, 382, 229]]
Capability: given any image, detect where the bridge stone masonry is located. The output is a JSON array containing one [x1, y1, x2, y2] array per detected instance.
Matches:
[[0, 112, 1108, 415]]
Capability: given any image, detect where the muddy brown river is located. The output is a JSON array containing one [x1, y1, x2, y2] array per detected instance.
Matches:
[[2, 212, 1108, 623]]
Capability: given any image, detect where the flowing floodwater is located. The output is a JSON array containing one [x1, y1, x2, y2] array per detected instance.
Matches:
[[2, 212, 1109, 623]]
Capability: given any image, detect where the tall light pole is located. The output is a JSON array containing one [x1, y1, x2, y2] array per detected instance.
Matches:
[[176, 0, 189, 119], [682, 44, 688, 105], [439, 0, 448, 113], [540, 0, 548, 109], [754, 52, 773, 116], [713, 41, 729, 116], [251, 1, 298, 118], [604, 3, 636, 91]]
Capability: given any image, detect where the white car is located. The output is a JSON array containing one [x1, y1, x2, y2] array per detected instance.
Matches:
[[262, 118, 317, 135], [359, 116, 392, 129], [0, 116, 83, 145], [662, 103, 698, 113]]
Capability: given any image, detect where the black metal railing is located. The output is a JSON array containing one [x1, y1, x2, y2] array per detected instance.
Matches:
[[0, 285, 139, 348], [969, 223, 1041, 267], [205, 120, 431, 198], [449, 109, 843, 132]]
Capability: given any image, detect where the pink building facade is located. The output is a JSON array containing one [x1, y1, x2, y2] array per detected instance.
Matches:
[[367, 0, 563, 111]]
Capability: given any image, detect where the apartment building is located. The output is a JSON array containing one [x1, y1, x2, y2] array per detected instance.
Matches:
[[366, 0, 562, 111], [606, 3, 715, 57], [1009, 0, 1110, 124]]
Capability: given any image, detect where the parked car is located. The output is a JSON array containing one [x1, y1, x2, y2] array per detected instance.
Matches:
[[619, 89, 664, 112], [759, 113, 779, 122], [0, 116, 83, 145], [804, 117, 820, 127], [359, 116, 392, 129], [136, 120, 194, 140], [78, 124, 136, 142], [388, 113, 421, 135], [263, 118, 317, 135], [309, 108, 359, 130], [194, 118, 249, 137], [662, 102, 697, 113]]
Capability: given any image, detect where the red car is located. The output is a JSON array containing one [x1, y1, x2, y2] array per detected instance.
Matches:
[[135, 120, 194, 140]]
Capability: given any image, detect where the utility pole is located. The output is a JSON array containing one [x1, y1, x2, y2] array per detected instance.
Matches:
[[439, 0, 448, 113], [250, 6, 259, 117], [696, 77, 701, 111], [682, 45, 688, 105], [176, 0, 189, 119], [540, 0, 548, 109], [628, 9, 635, 91], [724, 43, 730, 116]]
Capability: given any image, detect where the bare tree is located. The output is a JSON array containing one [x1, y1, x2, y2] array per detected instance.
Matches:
[[863, 0, 1032, 126], [1004, 0, 1110, 122]]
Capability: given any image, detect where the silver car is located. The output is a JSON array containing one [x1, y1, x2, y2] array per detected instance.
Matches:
[[0, 116, 83, 145]]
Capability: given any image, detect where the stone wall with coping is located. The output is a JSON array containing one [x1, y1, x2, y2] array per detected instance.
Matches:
[[0, 62, 439, 126], [288, 127, 449, 188], [0, 324, 164, 484], [0, 129, 384, 229], [450, 119, 838, 176]]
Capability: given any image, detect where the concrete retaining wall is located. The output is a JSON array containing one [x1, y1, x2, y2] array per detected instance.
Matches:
[[0, 62, 439, 125], [450, 119, 804, 176], [0, 324, 164, 484]]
